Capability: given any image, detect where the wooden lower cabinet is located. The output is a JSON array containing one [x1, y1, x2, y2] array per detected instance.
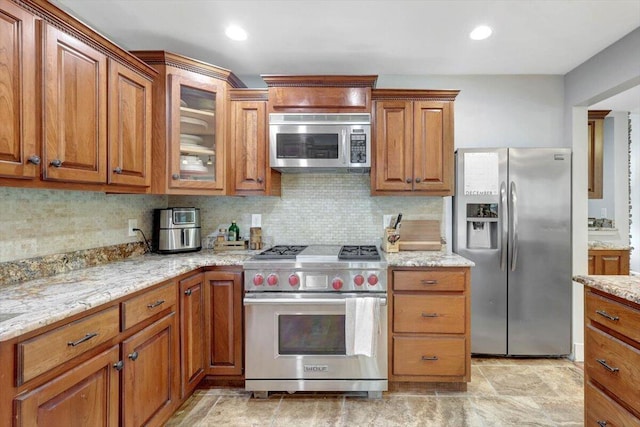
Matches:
[[121, 311, 179, 427], [14, 345, 120, 427], [584, 287, 640, 423], [389, 267, 471, 386], [179, 273, 206, 397], [204, 269, 243, 376], [588, 249, 630, 275]]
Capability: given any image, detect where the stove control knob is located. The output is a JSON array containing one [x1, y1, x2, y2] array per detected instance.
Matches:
[[267, 274, 279, 286], [253, 274, 264, 286], [288, 274, 300, 287], [332, 278, 343, 290], [354, 274, 365, 286], [367, 274, 379, 286]]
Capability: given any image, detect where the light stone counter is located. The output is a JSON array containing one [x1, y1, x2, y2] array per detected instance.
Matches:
[[383, 251, 475, 268], [0, 250, 254, 341], [588, 241, 631, 250], [0, 249, 474, 342], [573, 275, 640, 305]]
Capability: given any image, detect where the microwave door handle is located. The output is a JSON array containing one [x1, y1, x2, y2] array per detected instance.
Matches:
[[342, 129, 347, 165]]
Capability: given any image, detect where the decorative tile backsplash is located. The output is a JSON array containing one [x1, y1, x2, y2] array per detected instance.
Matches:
[[1, 174, 444, 264], [0, 187, 166, 263], [171, 174, 444, 247]]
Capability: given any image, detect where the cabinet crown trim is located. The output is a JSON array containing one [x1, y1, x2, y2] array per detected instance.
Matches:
[[261, 75, 378, 88], [132, 50, 246, 88], [229, 88, 269, 101], [372, 89, 460, 101]]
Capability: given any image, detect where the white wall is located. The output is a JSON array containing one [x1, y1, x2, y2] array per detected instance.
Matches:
[[631, 113, 640, 272], [565, 27, 640, 361]]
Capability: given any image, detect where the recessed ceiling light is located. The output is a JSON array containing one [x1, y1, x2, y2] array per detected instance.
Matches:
[[225, 25, 247, 41], [470, 25, 492, 41]]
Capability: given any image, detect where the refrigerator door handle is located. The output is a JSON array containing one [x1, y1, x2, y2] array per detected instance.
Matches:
[[510, 181, 518, 271], [500, 181, 508, 271]]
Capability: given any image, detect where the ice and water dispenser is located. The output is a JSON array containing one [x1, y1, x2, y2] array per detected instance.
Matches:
[[465, 203, 498, 249]]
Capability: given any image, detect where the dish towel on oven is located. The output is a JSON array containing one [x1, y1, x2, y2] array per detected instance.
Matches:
[[345, 297, 380, 357]]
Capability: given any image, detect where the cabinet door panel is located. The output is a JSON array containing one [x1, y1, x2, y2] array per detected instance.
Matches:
[[168, 73, 224, 191], [205, 271, 243, 376], [232, 101, 266, 192], [374, 101, 412, 191], [179, 273, 206, 397], [43, 24, 107, 183], [0, 1, 37, 179], [413, 101, 452, 192], [122, 312, 178, 427], [14, 345, 119, 427], [108, 59, 152, 187]]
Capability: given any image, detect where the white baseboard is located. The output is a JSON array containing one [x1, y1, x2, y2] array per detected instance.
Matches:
[[572, 342, 584, 362]]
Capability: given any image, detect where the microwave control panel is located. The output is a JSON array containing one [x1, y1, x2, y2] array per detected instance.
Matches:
[[350, 133, 367, 164]]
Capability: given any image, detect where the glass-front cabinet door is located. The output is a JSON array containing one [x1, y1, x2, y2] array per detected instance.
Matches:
[[169, 74, 224, 191]]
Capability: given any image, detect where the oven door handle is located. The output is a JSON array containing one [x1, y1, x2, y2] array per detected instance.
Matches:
[[243, 296, 387, 306]]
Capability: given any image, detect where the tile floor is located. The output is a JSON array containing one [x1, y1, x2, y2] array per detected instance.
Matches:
[[166, 357, 584, 427]]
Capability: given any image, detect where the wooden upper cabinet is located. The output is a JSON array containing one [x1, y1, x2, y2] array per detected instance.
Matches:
[[0, 0, 38, 179], [107, 59, 152, 187], [588, 110, 609, 199], [229, 89, 281, 196], [372, 90, 458, 196], [132, 51, 246, 195], [42, 23, 108, 184], [262, 75, 377, 113]]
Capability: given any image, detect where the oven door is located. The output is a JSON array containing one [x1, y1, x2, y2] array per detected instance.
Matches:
[[244, 293, 387, 386]]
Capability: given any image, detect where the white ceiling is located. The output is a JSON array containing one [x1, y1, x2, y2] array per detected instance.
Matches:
[[52, 0, 640, 111]]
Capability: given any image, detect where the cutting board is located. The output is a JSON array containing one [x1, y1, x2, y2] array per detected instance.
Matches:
[[398, 220, 442, 251]]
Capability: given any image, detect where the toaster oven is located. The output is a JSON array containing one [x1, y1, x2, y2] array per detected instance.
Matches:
[[152, 208, 201, 254]]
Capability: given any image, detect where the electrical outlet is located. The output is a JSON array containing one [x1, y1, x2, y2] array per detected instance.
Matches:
[[383, 215, 393, 230], [128, 219, 137, 237]]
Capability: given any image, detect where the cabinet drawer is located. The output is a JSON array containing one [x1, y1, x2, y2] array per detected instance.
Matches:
[[585, 381, 640, 427], [17, 305, 119, 385], [393, 270, 465, 292], [393, 336, 465, 376], [122, 282, 176, 330], [586, 291, 640, 343], [586, 325, 640, 413], [394, 294, 465, 333]]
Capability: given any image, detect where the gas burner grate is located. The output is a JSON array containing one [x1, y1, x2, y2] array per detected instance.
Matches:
[[338, 245, 381, 261], [253, 245, 308, 259]]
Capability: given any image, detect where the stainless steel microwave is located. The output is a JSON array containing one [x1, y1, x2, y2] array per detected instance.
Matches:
[[269, 113, 371, 173]]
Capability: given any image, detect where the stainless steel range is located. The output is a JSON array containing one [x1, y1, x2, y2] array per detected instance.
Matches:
[[243, 245, 388, 399]]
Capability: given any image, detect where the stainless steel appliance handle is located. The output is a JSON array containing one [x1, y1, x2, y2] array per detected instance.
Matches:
[[244, 295, 387, 306], [510, 181, 518, 271], [500, 181, 508, 271], [342, 129, 347, 165]]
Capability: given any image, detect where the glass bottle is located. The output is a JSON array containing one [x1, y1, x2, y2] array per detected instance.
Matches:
[[228, 221, 239, 241]]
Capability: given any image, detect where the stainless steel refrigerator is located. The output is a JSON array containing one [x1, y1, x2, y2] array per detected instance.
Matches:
[[453, 148, 572, 356]]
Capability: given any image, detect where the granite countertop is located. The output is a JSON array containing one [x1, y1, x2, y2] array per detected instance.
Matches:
[[383, 251, 475, 268], [588, 241, 631, 250], [0, 249, 473, 342], [573, 275, 640, 304], [0, 250, 254, 342]]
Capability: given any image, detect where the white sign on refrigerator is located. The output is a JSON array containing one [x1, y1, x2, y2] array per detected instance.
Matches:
[[463, 152, 499, 195]]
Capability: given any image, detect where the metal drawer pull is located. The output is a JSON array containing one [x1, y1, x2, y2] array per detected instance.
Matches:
[[421, 280, 438, 285], [421, 356, 438, 361], [147, 299, 165, 309], [595, 310, 619, 321], [596, 358, 619, 373], [67, 332, 98, 347], [421, 312, 439, 318], [597, 421, 608, 427], [129, 351, 139, 361]]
